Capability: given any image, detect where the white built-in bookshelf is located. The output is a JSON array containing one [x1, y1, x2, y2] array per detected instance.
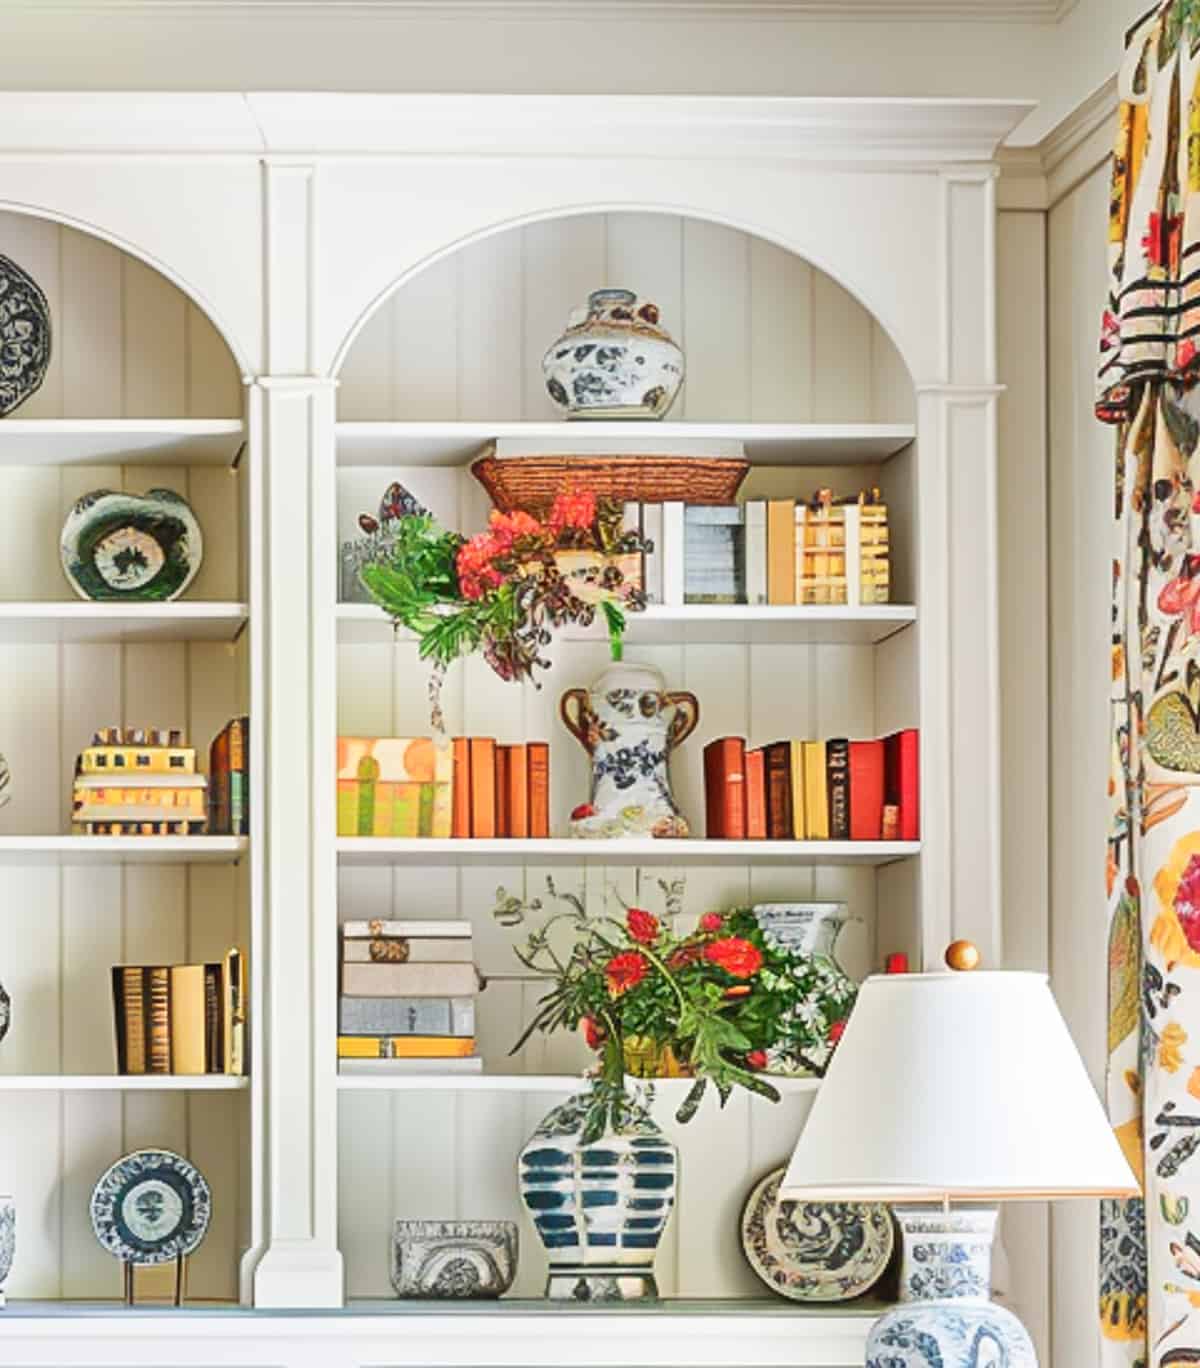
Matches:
[[0, 92, 1016, 1366]]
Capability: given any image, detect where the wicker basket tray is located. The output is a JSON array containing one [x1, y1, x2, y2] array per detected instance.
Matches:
[[472, 452, 750, 512]]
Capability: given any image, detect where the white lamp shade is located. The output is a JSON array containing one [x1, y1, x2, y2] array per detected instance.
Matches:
[[779, 970, 1139, 1202]]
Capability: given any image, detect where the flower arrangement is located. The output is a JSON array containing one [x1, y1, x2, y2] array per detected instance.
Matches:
[[348, 484, 649, 729], [496, 879, 855, 1130]]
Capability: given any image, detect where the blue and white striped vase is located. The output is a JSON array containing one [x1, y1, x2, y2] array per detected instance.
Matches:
[[518, 1081, 677, 1301]]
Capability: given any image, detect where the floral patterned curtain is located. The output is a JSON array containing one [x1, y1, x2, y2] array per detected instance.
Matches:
[[1099, 6, 1200, 1366]]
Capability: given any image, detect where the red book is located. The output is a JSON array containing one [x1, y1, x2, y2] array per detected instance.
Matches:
[[884, 728, 920, 841], [848, 739, 885, 841], [745, 747, 767, 840], [703, 737, 746, 839], [527, 742, 550, 839], [762, 741, 793, 841], [495, 745, 512, 838], [469, 738, 497, 839], [507, 744, 529, 840], [451, 737, 471, 838]]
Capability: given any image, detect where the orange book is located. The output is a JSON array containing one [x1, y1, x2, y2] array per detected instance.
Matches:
[[507, 744, 529, 839], [703, 737, 746, 839], [469, 738, 497, 839], [767, 500, 796, 606], [496, 745, 512, 838], [745, 747, 767, 840], [527, 741, 550, 838], [451, 737, 471, 838]]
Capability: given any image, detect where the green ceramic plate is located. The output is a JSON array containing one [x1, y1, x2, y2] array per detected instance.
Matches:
[[61, 488, 203, 601]]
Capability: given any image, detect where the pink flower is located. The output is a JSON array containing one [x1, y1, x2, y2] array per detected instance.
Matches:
[[548, 491, 597, 535], [1159, 555, 1200, 635]]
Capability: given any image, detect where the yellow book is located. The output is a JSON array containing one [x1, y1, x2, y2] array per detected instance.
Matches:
[[337, 1035, 477, 1059], [80, 745, 196, 775], [767, 500, 796, 606], [802, 740, 829, 840], [169, 964, 207, 1075], [789, 740, 807, 841]]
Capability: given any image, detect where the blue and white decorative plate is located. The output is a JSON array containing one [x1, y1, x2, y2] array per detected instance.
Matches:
[[90, 1149, 211, 1265], [0, 253, 51, 417], [61, 488, 203, 601], [740, 1166, 893, 1302]]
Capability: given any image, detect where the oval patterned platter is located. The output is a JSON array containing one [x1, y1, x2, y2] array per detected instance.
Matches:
[[61, 488, 203, 601], [90, 1149, 211, 1266], [0, 253, 51, 417], [740, 1166, 893, 1302]]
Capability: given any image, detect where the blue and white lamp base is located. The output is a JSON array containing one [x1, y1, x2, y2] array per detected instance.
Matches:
[[865, 1207, 1037, 1368]]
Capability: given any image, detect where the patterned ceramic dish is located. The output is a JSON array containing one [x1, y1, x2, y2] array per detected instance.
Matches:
[[391, 1219, 518, 1298], [0, 253, 51, 416], [740, 1165, 893, 1302], [90, 1149, 211, 1265], [61, 488, 203, 601]]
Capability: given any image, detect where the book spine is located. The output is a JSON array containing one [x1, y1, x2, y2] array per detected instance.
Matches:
[[763, 743, 793, 841], [745, 500, 767, 606], [527, 742, 550, 838], [451, 737, 471, 838], [210, 725, 230, 835], [204, 963, 222, 1073], [340, 961, 479, 998], [789, 739, 807, 839], [642, 504, 663, 604], [886, 728, 920, 841], [844, 505, 862, 610], [341, 918, 472, 939], [826, 738, 850, 840], [469, 738, 497, 839], [342, 937, 474, 963], [114, 966, 148, 1074], [495, 745, 512, 838], [508, 743, 529, 840], [745, 747, 767, 840], [848, 739, 886, 841], [147, 966, 172, 1074], [337, 1035, 476, 1060], [170, 965, 208, 1075], [767, 500, 796, 605], [338, 997, 476, 1037], [703, 737, 746, 840], [661, 501, 685, 607], [802, 740, 829, 840], [224, 947, 245, 1076]]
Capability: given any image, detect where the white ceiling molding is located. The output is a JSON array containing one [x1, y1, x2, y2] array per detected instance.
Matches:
[[996, 74, 1116, 211], [0, 93, 1033, 163], [6, 0, 1081, 20]]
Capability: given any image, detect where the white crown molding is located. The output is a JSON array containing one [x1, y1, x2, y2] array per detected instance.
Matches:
[[995, 74, 1116, 211], [0, 93, 1034, 163], [3, 0, 1077, 20]]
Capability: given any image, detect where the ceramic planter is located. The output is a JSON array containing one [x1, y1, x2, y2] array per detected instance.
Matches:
[[391, 1219, 518, 1299], [518, 1082, 677, 1301], [560, 661, 699, 838], [542, 288, 684, 420]]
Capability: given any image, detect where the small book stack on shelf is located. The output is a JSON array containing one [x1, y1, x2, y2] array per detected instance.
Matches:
[[338, 920, 482, 1074], [704, 729, 918, 841], [208, 716, 249, 836], [73, 727, 207, 836], [451, 738, 550, 839], [112, 948, 245, 1075]]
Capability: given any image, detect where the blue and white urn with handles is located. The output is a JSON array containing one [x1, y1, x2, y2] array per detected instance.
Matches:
[[519, 1080, 678, 1300], [865, 1208, 1036, 1368]]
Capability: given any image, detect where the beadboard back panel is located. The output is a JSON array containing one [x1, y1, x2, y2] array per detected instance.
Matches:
[[337, 213, 914, 425]]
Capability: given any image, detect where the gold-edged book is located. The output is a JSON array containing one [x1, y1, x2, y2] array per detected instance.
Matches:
[[337, 1035, 477, 1059]]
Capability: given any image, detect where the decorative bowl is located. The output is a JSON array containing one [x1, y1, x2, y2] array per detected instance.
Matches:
[[61, 488, 203, 602], [391, 1219, 518, 1299], [0, 253, 51, 417], [542, 288, 684, 420]]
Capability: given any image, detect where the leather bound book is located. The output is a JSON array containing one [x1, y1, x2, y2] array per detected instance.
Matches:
[[527, 742, 550, 838], [884, 728, 920, 841], [223, 947, 246, 1076], [763, 741, 794, 841], [745, 747, 767, 840], [170, 965, 207, 1075], [789, 739, 807, 840], [147, 966, 172, 1074], [703, 737, 746, 839], [767, 500, 797, 605], [209, 725, 230, 835], [495, 745, 512, 838], [507, 744, 529, 839], [204, 964, 222, 1073], [849, 738, 886, 840], [341, 961, 479, 998], [826, 738, 850, 840], [112, 966, 146, 1074], [802, 740, 829, 840], [451, 737, 471, 838], [469, 738, 497, 839], [227, 717, 249, 835]]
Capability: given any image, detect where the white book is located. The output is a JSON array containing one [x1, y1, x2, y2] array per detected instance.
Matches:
[[661, 501, 685, 607], [74, 773, 207, 790], [337, 1057, 485, 1075], [844, 504, 862, 609], [642, 503, 664, 603], [341, 920, 472, 940], [745, 500, 767, 606]]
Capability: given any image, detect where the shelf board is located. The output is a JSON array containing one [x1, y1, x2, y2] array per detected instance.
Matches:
[[336, 421, 915, 469], [0, 419, 245, 468], [0, 836, 248, 865], [338, 601, 915, 647], [336, 1072, 820, 1093], [0, 1075, 248, 1091], [337, 837, 918, 866], [0, 602, 248, 644]]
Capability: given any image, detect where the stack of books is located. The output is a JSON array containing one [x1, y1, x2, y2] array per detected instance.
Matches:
[[111, 948, 245, 1075], [338, 919, 482, 1074], [208, 716, 249, 836], [73, 727, 207, 836], [451, 738, 550, 838], [703, 729, 918, 841], [683, 506, 745, 604]]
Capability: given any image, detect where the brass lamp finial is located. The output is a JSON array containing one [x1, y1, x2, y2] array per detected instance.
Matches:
[[945, 940, 981, 972]]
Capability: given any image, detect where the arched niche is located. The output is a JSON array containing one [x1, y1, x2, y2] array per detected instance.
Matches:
[[336, 211, 915, 425]]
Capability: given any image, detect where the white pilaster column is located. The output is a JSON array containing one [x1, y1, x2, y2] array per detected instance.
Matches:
[[252, 159, 343, 1308]]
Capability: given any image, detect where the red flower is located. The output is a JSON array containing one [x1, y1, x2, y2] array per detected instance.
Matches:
[[745, 1050, 768, 1070], [827, 1019, 848, 1045], [626, 907, 660, 944], [606, 951, 649, 996], [456, 531, 506, 600], [1176, 855, 1200, 953], [699, 912, 723, 933], [1159, 555, 1200, 635], [548, 490, 597, 535], [582, 1017, 606, 1050], [703, 937, 763, 979], [488, 508, 546, 549]]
